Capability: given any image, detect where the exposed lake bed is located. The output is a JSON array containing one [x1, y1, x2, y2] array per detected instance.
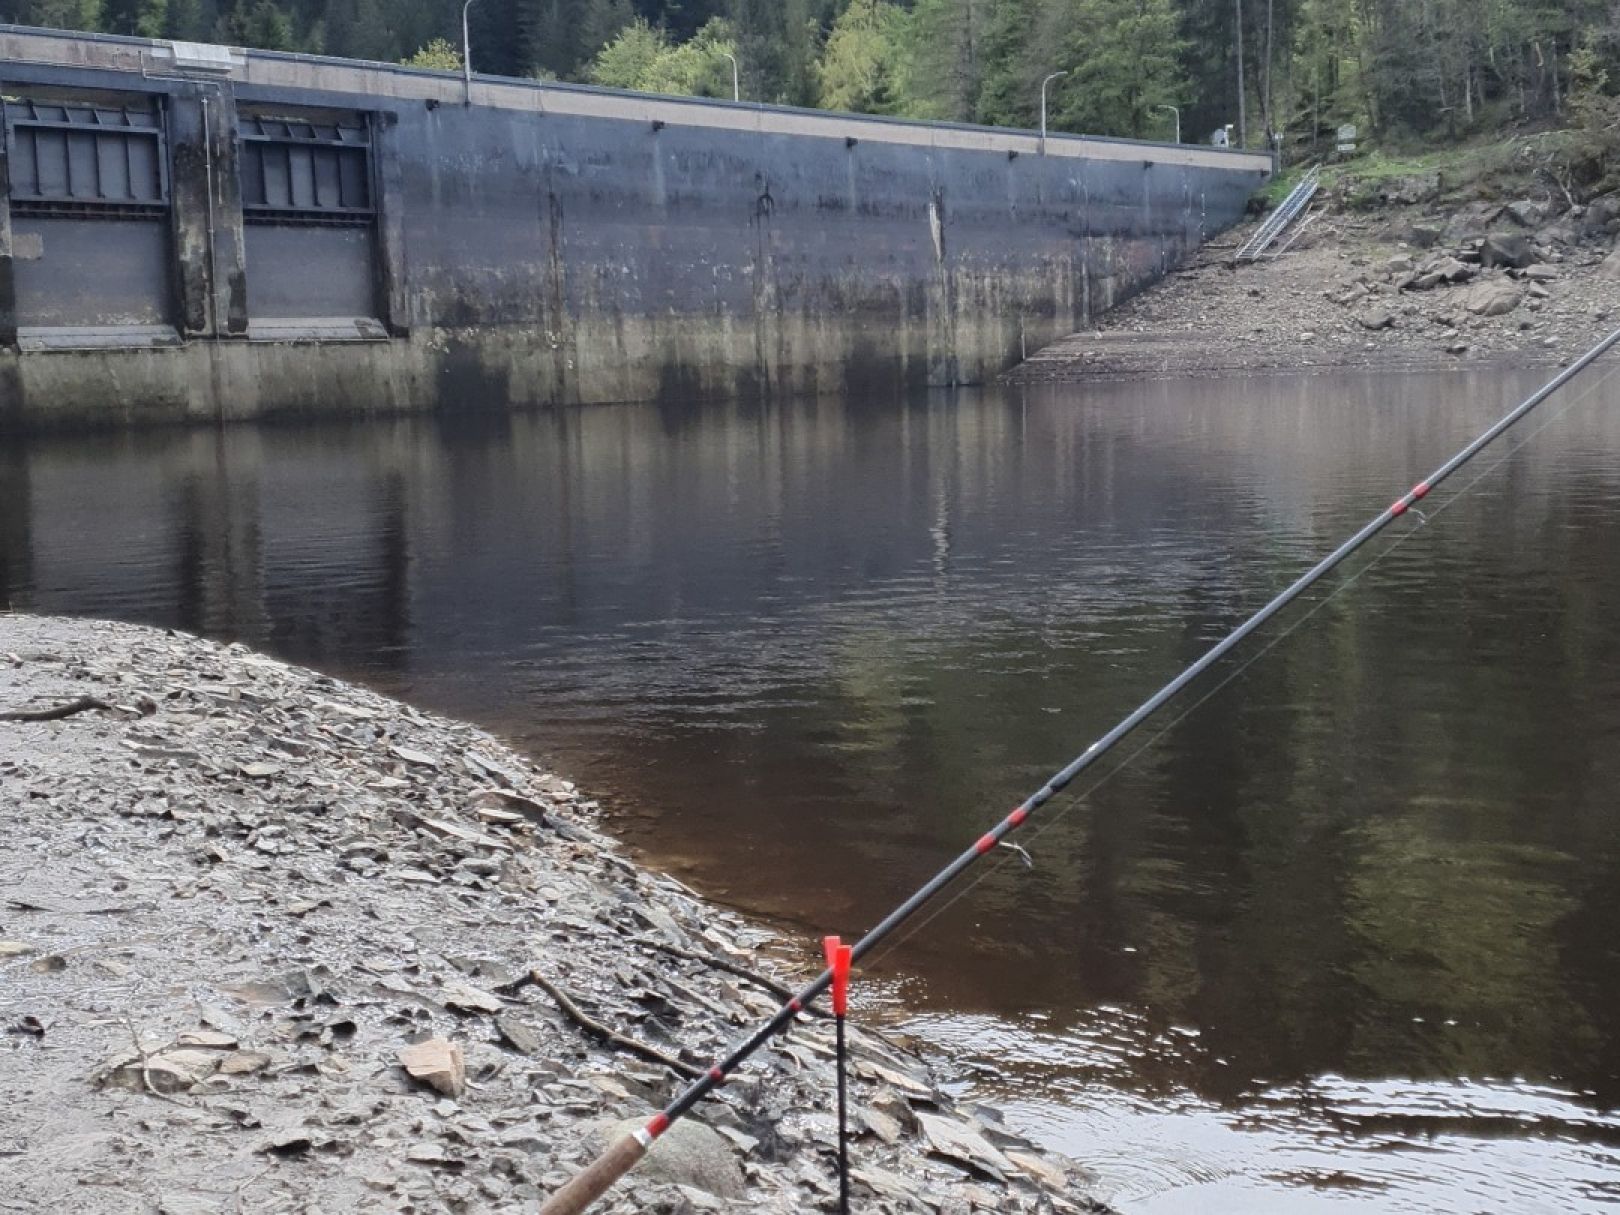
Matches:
[[0, 615, 1098, 1213], [5, 368, 1620, 1211]]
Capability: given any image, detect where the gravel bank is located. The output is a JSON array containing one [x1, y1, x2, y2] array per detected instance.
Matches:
[[1010, 193, 1620, 382], [0, 614, 1108, 1215]]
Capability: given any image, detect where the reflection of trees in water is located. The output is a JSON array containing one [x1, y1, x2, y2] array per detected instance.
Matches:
[[260, 463, 415, 676], [8, 373, 1620, 1106], [165, 431, 267, 640], [799, 451, 1620, 1100], [0, 447, 31, 611]]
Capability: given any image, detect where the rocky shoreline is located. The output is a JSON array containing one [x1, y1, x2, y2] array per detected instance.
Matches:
[[1010, 184, 1620, 382], [0, 614, 1109, 1215]]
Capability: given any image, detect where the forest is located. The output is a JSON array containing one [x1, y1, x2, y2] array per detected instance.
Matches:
[[4, 0, 1620, 166]]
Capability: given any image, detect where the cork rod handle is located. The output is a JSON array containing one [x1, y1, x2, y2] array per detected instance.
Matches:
[[537, 1133, 648, 1215]]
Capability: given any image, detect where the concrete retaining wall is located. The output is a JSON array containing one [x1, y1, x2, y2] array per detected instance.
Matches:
[[0, 25, 1271, 430]]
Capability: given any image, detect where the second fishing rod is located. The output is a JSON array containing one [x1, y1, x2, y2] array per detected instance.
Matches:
[[538, 325, 1620, 1215]]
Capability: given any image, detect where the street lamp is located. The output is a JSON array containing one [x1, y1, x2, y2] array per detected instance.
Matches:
[[461, 0, 476, 105], [721, 51, 739, 102], [1154, 103, 1181, 144], [1040, 69, 1068, 155]]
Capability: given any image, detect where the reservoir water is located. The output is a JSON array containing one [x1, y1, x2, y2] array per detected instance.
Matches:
[[5, 369, 1620, 1211]]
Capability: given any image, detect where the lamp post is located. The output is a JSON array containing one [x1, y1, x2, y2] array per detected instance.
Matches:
[[722, 51, 739, 102], [461, 0, 476, 105], [1153, 103, 1180, 144], [1040, 69, 1069, 155]]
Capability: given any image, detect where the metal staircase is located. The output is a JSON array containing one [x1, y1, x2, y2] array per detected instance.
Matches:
[[1234, 166, 1321, 261]]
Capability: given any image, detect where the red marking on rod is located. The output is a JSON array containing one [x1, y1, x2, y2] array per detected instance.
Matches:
[[975, 832, 996, 854], [646, 1113, 671, 1139], [1413, 481, 1432, 499], [788, 998, 802, 1013], [708, 1066, 724, 1082], [1390, 500, 1408, 516], [822, 935, 853, 1016], [1008, 807, 1029, 827]]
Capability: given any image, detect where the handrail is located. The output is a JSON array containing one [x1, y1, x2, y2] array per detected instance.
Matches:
[[1236, 165, 1321, 261]]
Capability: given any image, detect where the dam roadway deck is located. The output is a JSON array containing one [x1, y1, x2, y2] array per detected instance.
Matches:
[[0, 25, 1271, 429]]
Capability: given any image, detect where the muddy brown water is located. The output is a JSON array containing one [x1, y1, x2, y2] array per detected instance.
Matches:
[[5, 370, 1620, 1211]]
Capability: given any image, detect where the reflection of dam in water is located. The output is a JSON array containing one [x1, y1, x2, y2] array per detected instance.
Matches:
[[0, 24, 1269, 427], [8, 369, 1620, 1211]]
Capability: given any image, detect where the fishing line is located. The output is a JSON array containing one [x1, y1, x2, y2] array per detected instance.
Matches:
[[539, 331, 1620, 1215], [858, 357, 1620, 972]]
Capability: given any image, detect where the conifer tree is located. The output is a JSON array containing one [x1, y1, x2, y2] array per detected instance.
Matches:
[[817, 1, 910, 114], [905, 0, 987, 120], [1051, 0, 1186, 137]]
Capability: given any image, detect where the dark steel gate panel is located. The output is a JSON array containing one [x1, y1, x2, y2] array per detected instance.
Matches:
[[238, 110, 379, 324], [11, 218, 172, 327], [6, 98, 167, 210], [244, 226, 379, 319], [240, 114, 371, 219], [4, 96, 173, 331]]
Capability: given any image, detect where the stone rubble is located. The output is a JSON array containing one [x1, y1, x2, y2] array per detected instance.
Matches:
[[0, 614, 1112, 1215], [1011, 186, 1620, 382]]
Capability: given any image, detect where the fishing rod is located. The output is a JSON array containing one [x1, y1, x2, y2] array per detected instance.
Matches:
[[539, 326, 1620, 1215]]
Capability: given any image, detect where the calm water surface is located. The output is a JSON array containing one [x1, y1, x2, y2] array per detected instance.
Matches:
[[5, 371, 1620, 1211]]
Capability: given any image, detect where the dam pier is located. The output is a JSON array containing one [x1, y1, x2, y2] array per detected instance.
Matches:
[[0, 24, 1269, 428]]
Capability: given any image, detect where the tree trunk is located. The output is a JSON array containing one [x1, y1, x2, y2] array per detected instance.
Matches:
[[1550, 40, 1561, 115], [1235, 0, 1246, 148], [1263, 0, 1274, 135]]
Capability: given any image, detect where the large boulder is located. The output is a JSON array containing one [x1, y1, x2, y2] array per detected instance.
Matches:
[[1504, 199, 1547, 228], [1581, 194, 1620, 238], [1357, 307, 1396, 331], [1481, 233, 1533, 269], [1406, 256, 1474, 291], [1599, 247, 1620, 281], [1436, 256, 1476, 282], [1463, 278, 1522, 317], [1443, 202, 1503, 243]]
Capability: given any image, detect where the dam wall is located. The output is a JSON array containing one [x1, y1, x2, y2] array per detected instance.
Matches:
[[0, 25, 1272, 429]]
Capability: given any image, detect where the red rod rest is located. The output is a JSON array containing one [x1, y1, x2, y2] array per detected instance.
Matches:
[[822, 935, 853, 1016]]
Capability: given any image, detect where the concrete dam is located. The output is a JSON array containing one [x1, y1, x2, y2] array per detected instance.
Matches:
[[0, 25, 1272, 429]]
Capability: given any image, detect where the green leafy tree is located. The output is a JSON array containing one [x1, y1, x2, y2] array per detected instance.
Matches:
[[646, 17, 739, 95], [588, 17, 668, 88], [817, 1, 911, 114], [1565, 36, 1620, 190], [1290, 0, 1366, 145], [11, 0, 1620, 164], [589, 15, 739, 96], [16, 0, 106, 28], [402, 36, 463, 69]]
